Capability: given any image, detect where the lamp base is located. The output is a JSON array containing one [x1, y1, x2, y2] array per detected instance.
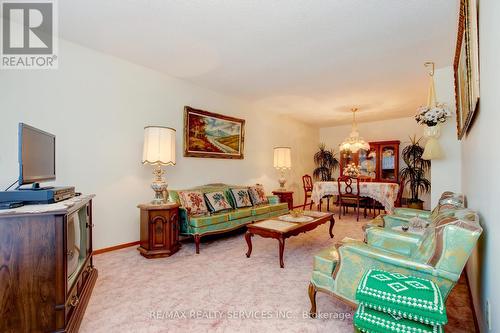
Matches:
[[278, 176, 287, 190], [151, 166, 169, 204]]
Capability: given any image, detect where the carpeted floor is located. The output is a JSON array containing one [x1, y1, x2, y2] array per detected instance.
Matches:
[[80, 212, 476, 333]]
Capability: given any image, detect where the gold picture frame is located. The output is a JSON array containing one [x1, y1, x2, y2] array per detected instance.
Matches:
[[454, 0, 480, 139], [183, 106, 245, 159]]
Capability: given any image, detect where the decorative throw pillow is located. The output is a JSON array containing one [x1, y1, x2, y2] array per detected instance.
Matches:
[[204, 191, 232, 213], [248, 185, 268, 205], [229, 188, 253, 208], [179, 191, 208, 215]]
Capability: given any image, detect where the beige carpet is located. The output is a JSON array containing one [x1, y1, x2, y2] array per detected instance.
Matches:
[[80, 212, 475, 333]]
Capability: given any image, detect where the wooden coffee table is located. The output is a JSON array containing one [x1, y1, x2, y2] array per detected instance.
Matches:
[[245, 211, 335, 268]]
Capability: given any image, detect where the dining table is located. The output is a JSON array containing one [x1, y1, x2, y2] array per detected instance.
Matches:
[[311, 181, 400, 214]]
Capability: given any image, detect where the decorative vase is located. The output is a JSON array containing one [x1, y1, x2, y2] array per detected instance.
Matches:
[[422, 124, 443, 160]]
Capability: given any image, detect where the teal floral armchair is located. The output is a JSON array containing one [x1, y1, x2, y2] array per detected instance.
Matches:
[[364, 191, 465, 231], [308, 207, 482, 315]]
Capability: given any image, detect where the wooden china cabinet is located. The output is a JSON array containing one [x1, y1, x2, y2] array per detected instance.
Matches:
[[340, 140, 400, 183]]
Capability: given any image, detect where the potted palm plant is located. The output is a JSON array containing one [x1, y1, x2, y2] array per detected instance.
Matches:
[[400, 136, 431, 210], [313, 144, 339, 181]]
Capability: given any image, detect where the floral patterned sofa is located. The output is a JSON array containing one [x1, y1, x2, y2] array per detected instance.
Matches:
[[308, 192, 482, 315], [169, 183, 289, 253]]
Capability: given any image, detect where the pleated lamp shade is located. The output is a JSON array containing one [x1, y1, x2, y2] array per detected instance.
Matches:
[[142, 126, 176, 166], [273, 147, 292, 170]]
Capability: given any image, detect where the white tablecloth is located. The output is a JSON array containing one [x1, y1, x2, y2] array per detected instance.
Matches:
[[311, 181, 399, 213]]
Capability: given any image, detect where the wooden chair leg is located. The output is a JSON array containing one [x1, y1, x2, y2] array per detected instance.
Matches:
[[357, 201, 360, 221], [308, 283, 317, 318], [194, 234, 201, 254], [327, 197, 330, 212], [310, 200, 313, 210], [338, 200, 342, 219]]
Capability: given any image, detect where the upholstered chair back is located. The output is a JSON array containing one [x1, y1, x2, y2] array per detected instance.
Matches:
[[429, 192, 465, 220], [439, 192, 465, 206], [428, 215, 482, 278]]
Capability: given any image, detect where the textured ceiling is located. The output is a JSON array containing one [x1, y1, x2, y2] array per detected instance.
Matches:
[[59, 0, 459, 126]]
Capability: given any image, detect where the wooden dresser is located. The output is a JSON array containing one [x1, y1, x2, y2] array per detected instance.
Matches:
[[0, 195, 97, 333]]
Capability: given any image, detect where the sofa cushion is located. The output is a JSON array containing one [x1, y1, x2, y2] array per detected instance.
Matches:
[[189, 213, 229, 228], [249, 185, 269, 205], [268, 203, 289, 212], [313, 246, 338, 276], [228, 208, 253, 220], [179, 191, 208, 215], [252, 205, 271, 216], [228, 188, 253, 208], [204, 191, 232, 213]]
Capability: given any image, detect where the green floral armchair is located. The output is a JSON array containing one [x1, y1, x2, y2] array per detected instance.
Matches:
[[308, 206, 482, 315], [364, 191, 465, 231]]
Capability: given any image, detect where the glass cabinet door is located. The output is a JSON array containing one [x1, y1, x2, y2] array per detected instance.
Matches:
[[359, 148, 377, 179], [340, 150, 356, 176], [380, 145, 397, 181]]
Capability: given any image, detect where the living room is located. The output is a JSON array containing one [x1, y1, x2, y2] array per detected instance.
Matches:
[[0, 1, 498, 332]]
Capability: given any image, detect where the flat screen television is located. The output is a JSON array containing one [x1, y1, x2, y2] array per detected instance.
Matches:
[[18, 123, 56, 186]]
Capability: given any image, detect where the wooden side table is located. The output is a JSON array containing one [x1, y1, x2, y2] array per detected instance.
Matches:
[[272, 190, 294, 210], [137, 202, 181, 259]]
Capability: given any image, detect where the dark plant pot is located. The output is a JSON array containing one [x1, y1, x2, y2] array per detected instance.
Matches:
[[407, 201, 424, 210]]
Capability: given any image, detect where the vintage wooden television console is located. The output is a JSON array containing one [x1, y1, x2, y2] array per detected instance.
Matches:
[[0, 195, 97, 332]]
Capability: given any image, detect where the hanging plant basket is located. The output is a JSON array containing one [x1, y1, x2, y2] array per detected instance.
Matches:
[[414, 62, 451, 160]]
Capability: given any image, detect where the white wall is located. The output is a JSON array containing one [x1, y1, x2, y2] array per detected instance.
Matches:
[[430, 66, 462, 206], [0, 40, 318, 250], [462, 0, 500, 330], [319, 117, 429, 208]]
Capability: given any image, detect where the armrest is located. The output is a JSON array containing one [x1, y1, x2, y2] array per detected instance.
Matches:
[[267, 195, 279, 204], [178, 207, 190, 234], [332, 240, 443, 303], [393, 207, 431, 219], [382, 215, 412, 228], [340, 240, 434, 273], [365, 227, 421, 257]]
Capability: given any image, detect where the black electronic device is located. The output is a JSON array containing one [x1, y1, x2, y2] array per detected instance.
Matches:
[[18, 123, 56, 188], [0, 186, 76, 204], [0, 201, 24, 210]]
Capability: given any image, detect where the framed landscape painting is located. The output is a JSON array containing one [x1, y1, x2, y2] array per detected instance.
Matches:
[[454, 0, 479, 139], [184, 106, 245, 159]]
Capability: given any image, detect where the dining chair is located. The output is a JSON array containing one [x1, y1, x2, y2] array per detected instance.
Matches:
[[358, 175, 374, 216], [395, 178, 405, 208], [302, 174, 314, 210], [337, 176, 369, 221]]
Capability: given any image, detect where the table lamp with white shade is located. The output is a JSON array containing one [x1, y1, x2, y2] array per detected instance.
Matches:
[[142, 126, 176, 204], [273, 147, 291, 190]]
